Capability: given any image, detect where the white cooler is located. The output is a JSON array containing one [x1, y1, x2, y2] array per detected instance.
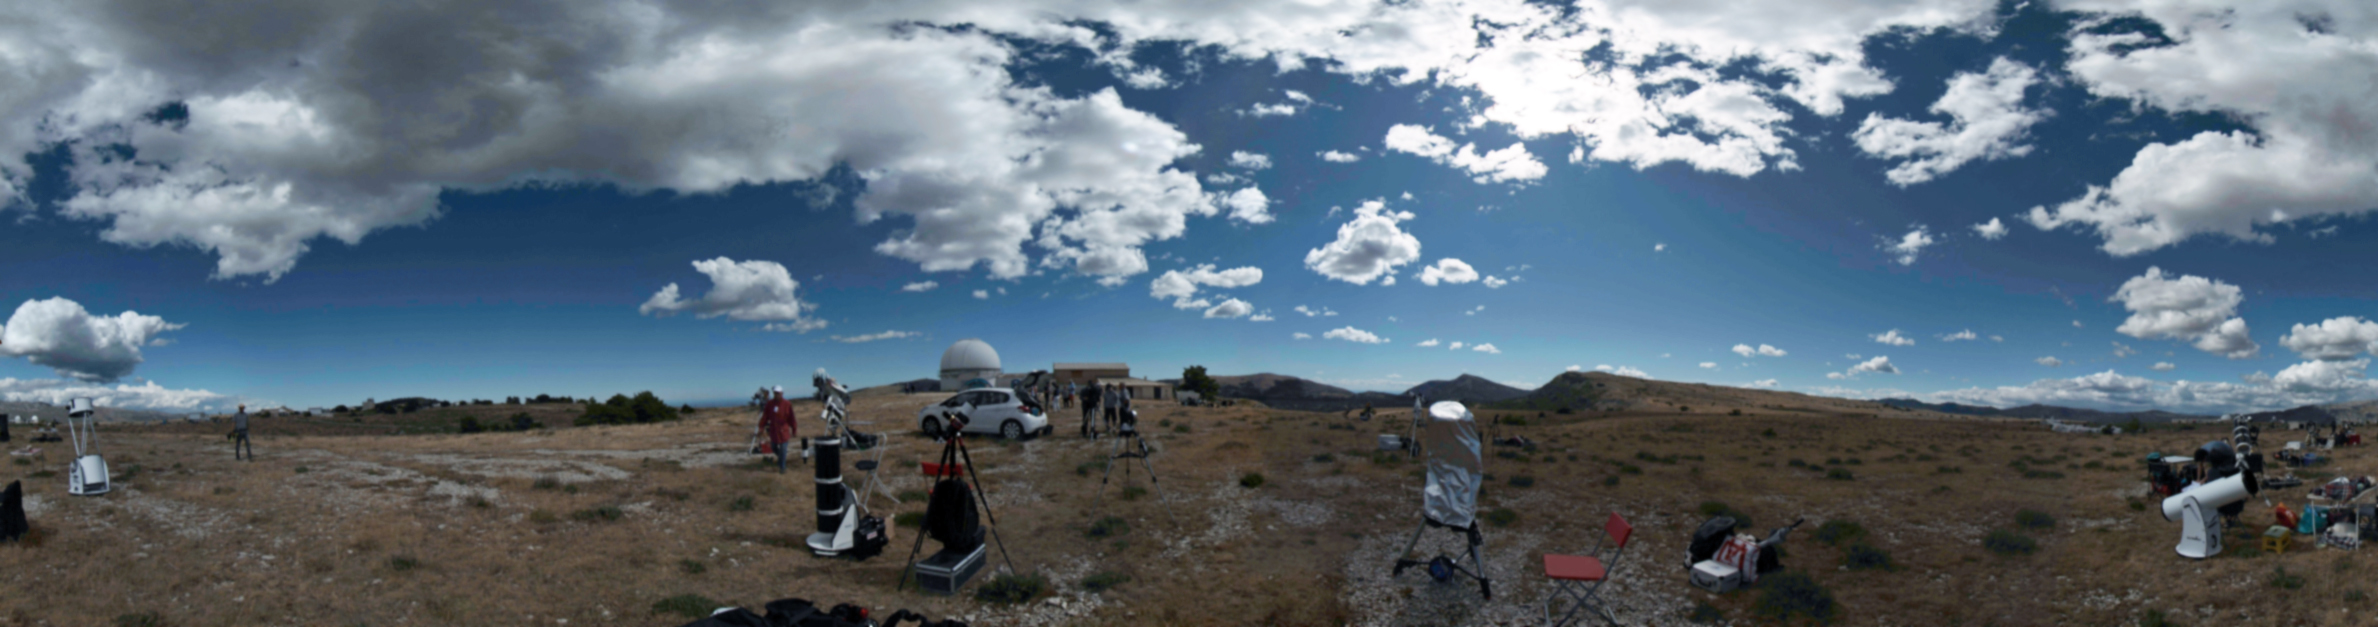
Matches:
[[1689, 559, 1740, 593]]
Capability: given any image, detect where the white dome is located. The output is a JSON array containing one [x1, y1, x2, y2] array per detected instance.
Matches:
[[940, 338, 1001, 372]]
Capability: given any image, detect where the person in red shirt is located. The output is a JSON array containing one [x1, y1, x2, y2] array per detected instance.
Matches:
[[761, 386, 797, 473]]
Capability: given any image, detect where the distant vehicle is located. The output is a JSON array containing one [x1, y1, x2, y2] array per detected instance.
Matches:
[[918, 388, 1050, 440]]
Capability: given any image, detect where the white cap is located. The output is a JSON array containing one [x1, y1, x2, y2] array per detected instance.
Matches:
[[772, 385, 783, 393]]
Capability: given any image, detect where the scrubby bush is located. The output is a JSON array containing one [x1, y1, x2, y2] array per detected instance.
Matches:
[[1843, 542, 1895, 571], [2270, 566, 2305, 590], [1825, 468, 1855, 481], [573, 506, 624, 522], [974, 573, 1048, 604], [1483, 507, 1519, 527], [575, 391, 683, 426], [1082, 571, 1132, 593], [1813, 520, 1865, 546], [1508, 475, 1536, 488], [894, 512, 925, 528], [1984, 529, 2038, 556], [727, 496, 755, 512], [652, 594, 719, 619], [1086, 516, 1130, 539], [679, 559, 706, 575], [1120, 486, 1147, 501], [2015, 509, 2056, 530], [458, 416, 484, 434], [1239, 472, 1265, 488], [1753, 572, 1836, 624]]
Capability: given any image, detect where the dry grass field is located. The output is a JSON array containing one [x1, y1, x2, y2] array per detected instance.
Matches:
[[2, 379, 2372, 626]]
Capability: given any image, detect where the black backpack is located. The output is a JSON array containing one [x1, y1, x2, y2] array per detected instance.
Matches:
[[1687, 516, 1736, 565], [925, 478, 982, 552], [1, 481, 26, 542]]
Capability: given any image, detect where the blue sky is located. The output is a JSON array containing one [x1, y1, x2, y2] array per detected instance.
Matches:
[[2, 0, 2374, 413]]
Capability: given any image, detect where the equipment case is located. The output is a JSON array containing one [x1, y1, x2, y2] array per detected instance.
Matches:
[[914, 544, 986, 595]]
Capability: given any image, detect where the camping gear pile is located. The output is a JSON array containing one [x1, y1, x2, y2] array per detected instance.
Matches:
[[675, 597, 969, 627], [1685, 517, 1804, 593], [1390, 399, 1492, 599]]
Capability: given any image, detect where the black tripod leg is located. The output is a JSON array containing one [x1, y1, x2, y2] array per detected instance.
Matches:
[[1137, 442, 1173, 524], [955, 439, 1018, 575]]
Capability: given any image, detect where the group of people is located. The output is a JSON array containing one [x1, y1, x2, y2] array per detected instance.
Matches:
[[1072, 382, 1132, 439]]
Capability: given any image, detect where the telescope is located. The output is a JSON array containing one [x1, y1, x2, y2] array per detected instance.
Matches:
[[2161, 439, 2261, 559], [66, 398, 111, 497]]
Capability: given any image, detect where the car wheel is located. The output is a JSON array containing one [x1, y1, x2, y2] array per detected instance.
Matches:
[[1001, 420, 1023, 440], [921, 417, 942, 439]]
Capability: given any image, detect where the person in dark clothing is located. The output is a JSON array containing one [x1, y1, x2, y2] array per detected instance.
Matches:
[[1079, 381, 1101, 439], [232, 404, 253, 461], [1102, 384, 1121, 433]]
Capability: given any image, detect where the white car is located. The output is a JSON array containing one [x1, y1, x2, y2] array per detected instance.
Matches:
[[918, 388, 1051, 440]]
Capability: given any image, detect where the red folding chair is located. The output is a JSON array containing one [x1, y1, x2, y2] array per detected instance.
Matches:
[[1543, 512, 1632, 626]]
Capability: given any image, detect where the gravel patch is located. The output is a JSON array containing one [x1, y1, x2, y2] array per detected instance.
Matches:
[[1252, 495, 1333, 527], [411, 453, 632, 483], [1161, 477, 1253, 561]]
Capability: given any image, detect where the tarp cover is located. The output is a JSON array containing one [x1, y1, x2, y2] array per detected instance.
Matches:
[[1421, 401, 1482, 528]]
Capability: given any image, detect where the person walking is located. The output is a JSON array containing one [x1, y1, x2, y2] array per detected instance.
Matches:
[[1079, 380, 1102, 439], [232, 404, 253, 461], [760, 386, 797, 473]]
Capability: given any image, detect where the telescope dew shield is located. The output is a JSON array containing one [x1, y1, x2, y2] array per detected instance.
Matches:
[[1420, 401, 1482, 528]]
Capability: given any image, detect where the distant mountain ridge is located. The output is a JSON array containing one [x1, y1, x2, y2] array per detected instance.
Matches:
[[1404, 374, 1528, 406], [0, 401, 191, 424], [1875, 398, 2215, 423]]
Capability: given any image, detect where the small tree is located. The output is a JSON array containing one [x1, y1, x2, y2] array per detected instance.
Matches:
[[1181, 365, 1222, 401]]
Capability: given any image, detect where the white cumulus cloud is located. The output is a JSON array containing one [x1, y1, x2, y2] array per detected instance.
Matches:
[[1473, 343, 1501, 354], [1885, 227, 1934, 265], [2281, 316, 2378, 361], [1482, 275, 1508, 288], [1871, 329, 1915, 346], [1212, 186, 1275, 224], [1292, 332, 1313, 340], [1972, 218, 2008, 240], [1323, 326, 1388, 344], [1417, 339, 1441, 347], [640, 258, 823, 333], [1853, 58, 2046, 186], [1699, 362, 1718, 369], [1383, 124, 1546, 184], [2151, 362, 2177, 372], [1306, 200, 1421, 285], [2111, 267, 2259, 359], [1318, 150, 1362, 163], [1203, 298, 1255, 319], [1749, 379, 1779, 388], [1593, 365, 1651, 379], [1228, 151, 1273, 170], [1732, 343, 1788, 358], [1417, 258, 1480, 286], [1149, 264, 1263, 309], [2037, 356, 2063, 367], [831, 330, 922, 343], [0, 297, 185, 382], [900, 281, 939, 292], [1450, 341, 1467, 350]]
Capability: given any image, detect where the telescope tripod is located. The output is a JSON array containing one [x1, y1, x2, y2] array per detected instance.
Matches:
[[1095, 423, 1174, 524], [896, 421, 1017, 591]]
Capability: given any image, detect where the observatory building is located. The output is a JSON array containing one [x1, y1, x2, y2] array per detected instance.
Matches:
[[940, 339, 1003, 391]]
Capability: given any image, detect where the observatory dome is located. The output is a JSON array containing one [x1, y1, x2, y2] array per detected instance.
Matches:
[[941, 339, 1001, 372]]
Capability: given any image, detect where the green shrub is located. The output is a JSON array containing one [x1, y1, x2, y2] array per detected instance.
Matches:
[[2015, 509, 2056, 530], [1312, 453, 1335, 463], [532, 476, 561, 490], [1843, 542, 1894, 571], [652, 594, 719, 619], [2140, 609, 2174, 627], [1483, 507, 1519, 527], [1696, 501, 1754, 529], [897, 489, 929, 503], [1984, 529, 2038, 556], [1120, 486, 1148, 501], [1086, 516, 1130, 539], [1602, 475, 1620, 486], [458, 416, 483, 433], [529, 509, 558, 524], [1753, 571, 1836, 624], [1687, 601, 1724, 624], [1508, 475, 1536, 488], [113, 613, 163, 627], [1825, 468, 1854, 481], [1076, 459, 1109, 477], [974, 573, 1048, 604], [1239, 472, 1265, 488], [728, 495, 755, 512], [894, 512, 925, 528], [2271, 566, 2305, 590], [572, 506, 623, 522], [1729, 409, 1743, 416], [387, 555, 420, 571], [679, 559, 706, 575], [1813, 520, 1865, 546], [1081, 571, 1132, 593]]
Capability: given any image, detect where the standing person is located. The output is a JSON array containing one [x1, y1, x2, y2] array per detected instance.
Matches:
[[1102, 384, 1121, 434], [1079, 380, 1102, 439], [760, 386, 797, 474], [231, 404, 253, 461]]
